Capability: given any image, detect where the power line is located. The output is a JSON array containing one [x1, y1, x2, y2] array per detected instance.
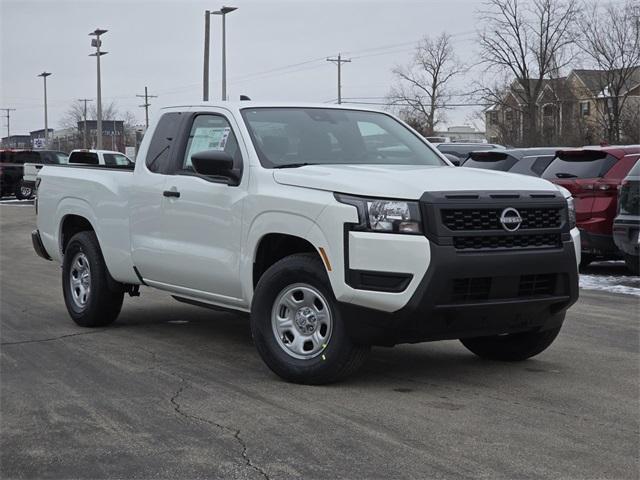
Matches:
[[327, 54, 352, 104], [136, 86, 157, 129]]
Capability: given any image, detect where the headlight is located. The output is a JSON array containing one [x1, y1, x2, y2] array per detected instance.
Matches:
[[335, 194, 422, 234], [566, 196, 576, 229]]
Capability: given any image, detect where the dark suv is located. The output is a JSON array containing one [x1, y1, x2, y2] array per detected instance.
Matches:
[[543, 146, 640, 266], [463, 148, 563, 176], [613, 159, 640, 274], [0, 150, 68, 199]]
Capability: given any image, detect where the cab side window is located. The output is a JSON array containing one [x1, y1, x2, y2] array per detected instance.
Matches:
[[146, 112, 182, 174], [182, 115, 241, 170]]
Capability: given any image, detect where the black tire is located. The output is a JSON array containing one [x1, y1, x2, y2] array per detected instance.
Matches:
[[62, 231, 124, 327], [579, 254, 594, 269], [623, 254, 639, 276], [250, 253, 370, 384], [15, 181, 33, 200], [460, 321, 563, 361]]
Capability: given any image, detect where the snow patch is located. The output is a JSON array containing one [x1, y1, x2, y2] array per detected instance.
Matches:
[[580, 274, 640, 296]]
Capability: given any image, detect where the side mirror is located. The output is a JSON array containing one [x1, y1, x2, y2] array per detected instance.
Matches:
[[191, 150, 234, 177]]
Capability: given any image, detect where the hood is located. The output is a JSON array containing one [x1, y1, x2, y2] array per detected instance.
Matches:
[[273, 164, 563, 199]]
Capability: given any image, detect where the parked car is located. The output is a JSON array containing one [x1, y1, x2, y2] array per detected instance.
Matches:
[[22, 152, 69, 193], [463, 148, 565, 176], [32, 102, 579, 384], [613, 159, 640, 274], [433, 142, 504, 165], [0, 149, 67, 199], [543, 146, 640, 267], [68, 149, 133, 166]]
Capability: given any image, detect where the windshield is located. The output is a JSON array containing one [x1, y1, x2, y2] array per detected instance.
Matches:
[[241, 108, 445, 168]]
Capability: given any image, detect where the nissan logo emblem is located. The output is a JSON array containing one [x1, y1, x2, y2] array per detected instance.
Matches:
[[499, 207, 522, 232]]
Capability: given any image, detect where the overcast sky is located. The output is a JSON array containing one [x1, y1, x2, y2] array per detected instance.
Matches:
[[1, 0, 486, 136]]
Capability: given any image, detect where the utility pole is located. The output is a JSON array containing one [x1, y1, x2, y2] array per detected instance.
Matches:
[[203, 10, 211, 101], [326, 54, 351, 105], [77, 98, 93, 148], [1, 108, 16, 146], [136, 86, 157, 129], [37, 72, 52, 146], [89, 29, 108, 149]]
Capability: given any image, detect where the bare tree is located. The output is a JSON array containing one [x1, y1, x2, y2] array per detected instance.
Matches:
[[576, 1, 640, 143], [477, 0, 578, 146], [388, 33, 463, 136], [59, 101, 122, 130]]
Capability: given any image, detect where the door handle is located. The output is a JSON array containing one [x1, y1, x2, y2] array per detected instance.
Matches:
[[163, 190, 180, 198]]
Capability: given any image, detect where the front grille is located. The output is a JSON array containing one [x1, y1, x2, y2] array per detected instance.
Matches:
[[451, 277, 491, 302], [441, 207, 562, 231], [448, 274, 561, 304], [453, 233, 561, 251], [518, 274, 557, 297]]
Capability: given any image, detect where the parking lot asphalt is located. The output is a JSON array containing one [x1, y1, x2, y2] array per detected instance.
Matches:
[[1, 204, 638, 480]]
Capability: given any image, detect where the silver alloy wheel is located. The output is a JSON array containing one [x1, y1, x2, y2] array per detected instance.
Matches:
[[69, 252, 91, 309], [271, 283, 333, 360], [20, 186, 32, 197]]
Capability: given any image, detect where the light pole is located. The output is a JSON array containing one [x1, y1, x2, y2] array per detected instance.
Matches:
[[89, 28, 108, 149], [211, 6, 237, 101], [37, 72, 52, 146], [203, 10, 211, 101]]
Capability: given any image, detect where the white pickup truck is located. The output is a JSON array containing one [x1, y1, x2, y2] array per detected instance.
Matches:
[[33, 102, 580, 384]]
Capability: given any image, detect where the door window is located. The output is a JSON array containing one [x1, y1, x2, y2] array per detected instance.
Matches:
[[181, 115, 241, 171]]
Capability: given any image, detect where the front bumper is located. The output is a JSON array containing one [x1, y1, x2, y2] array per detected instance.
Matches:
[[613, 218, 640, 257], [579, 228, 619, 258], [341, 239, 578, 345]]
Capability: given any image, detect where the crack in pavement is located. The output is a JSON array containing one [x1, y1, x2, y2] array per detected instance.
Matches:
[[1, 329, 107, 346], [170, 376, 270, 480]]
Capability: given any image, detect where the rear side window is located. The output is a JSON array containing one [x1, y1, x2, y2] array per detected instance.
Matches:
[[628, 158, 640, 177], [103, 153, 132, 166], [463, 152, 515, 171], [543, 151, 617, 180], [69, 152, 99, 164], [146, 112, 182, 174], [509, 155, 554, 177]]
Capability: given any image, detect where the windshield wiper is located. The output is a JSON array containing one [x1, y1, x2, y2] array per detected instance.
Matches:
[[555, 172, 578, 179], [273, 163, 319, 169]]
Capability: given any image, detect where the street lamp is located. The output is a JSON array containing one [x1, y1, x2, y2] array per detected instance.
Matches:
[[89, 28, 108, 149], [37, 72, 52, 146], [211, 6, 237, 101]]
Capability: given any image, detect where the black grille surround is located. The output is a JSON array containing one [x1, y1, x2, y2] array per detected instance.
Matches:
[[421, 191, 570, 252]]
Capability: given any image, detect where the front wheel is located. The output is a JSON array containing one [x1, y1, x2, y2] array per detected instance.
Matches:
[[250, 253, 369, 384], [460, 322, 563, 361], [62, 231, 124, 327]]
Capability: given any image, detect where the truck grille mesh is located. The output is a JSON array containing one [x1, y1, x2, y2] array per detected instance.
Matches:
[[441, 207, 562, 231], [453, 233, 561, 251]]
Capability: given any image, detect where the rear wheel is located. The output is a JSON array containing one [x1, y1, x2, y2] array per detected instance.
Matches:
[[250, 253, 369, 384], [15, 181, 33, 200], [62, 231, 124, 327], [460, 322, 563, 361]]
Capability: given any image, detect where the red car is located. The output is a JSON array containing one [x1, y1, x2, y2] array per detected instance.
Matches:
[[543, 146, 640, 267]]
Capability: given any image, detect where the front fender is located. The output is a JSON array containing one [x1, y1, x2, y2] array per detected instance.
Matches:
[[242, 211, 333, 305]]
